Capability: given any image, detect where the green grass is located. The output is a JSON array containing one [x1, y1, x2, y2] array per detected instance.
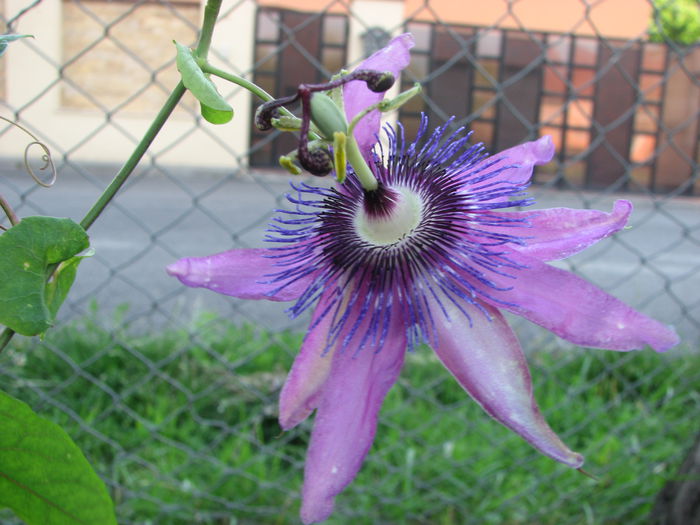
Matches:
[[2, 311, 698, 524]]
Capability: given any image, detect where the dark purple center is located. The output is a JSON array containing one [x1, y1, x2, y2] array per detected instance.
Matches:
[[362, 183, 400, 219]]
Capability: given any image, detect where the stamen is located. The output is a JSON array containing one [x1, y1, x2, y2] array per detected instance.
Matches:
[[265, 115, 533, 353]]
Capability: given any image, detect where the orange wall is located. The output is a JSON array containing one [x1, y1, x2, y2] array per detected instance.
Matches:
[[261, 0, 652, 39], [257, 0, 349, 14], [405, 0, 652, 38]]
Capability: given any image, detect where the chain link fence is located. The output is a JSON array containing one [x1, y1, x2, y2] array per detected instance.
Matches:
[[1, 1, 699, 523]]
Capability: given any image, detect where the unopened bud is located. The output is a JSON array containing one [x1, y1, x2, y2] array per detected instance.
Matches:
[[309, 93, 348, 140]]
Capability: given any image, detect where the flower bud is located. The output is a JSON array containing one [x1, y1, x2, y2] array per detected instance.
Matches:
[[309, 93, 348, 140]]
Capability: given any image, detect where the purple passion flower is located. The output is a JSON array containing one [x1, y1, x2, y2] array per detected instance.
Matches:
[[167, 34, 679, 524]]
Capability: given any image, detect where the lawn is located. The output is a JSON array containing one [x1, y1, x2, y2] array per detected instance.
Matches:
[[2, 311, 698, 524]]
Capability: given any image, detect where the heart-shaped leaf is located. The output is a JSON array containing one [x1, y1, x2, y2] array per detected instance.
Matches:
[[0, 390, 117, 524], [174, 41, 233, 124], [0, 216, 89, 336]]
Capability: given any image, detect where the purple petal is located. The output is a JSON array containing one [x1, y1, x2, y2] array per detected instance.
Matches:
[[430, 297, 584, 467], [279, 289, 337, 430], [472, 135, 554, 191], [166, 248, 312, 301], [477, 250, 680, 352], [299, 308, 406, 524], [495, 200, 633, 261], [344, 33, 414, 160]]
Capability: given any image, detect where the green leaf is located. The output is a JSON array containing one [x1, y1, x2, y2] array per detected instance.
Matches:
[[199, 101, 234, 124], [174, 41, 233, 124], [0, 390, 116, 525], [0, 34, 33, 57], [45, 249, 94, 321], [0, 216, 89, 336]]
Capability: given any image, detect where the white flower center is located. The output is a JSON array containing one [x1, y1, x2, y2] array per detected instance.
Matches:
[[354, 186, 423, 246]]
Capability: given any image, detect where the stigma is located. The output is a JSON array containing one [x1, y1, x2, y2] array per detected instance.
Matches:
[[354, 184, 423, 247]]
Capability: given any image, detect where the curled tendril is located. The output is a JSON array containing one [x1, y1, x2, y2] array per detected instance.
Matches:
[[0, 115, 56, 187]]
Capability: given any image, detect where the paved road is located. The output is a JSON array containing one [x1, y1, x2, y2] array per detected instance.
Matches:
[[2, 161, 699, 344]]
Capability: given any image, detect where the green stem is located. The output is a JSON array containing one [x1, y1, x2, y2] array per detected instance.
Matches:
[[346, 137, 378, 191], [195, 0, 221, 58], [201, 62, 321, 141], [201, 63, 277, 104], [79, 82, 186, 230], [0, 193, 19, 226], [0, 328, 13, 352], [1, 0, 226, 353], [2, 83, 188, 347], [206, 62, 376, 187], [81, 0, 223, 230]]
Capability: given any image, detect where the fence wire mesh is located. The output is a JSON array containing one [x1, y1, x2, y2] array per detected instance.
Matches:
[[1, 1, 699, 524]]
